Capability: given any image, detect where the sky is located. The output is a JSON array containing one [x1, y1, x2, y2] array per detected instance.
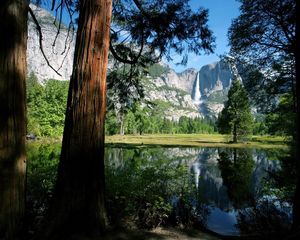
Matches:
[[166, 0, 241, 72]]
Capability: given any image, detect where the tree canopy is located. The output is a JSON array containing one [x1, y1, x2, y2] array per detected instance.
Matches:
[[110, 0, 215, 64], [229, 0, 296, 65], [27, 72, 69, 136], [228, 0, 296, 113]]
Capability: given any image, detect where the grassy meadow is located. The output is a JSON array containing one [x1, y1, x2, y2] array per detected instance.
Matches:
[[106, 134, 288, 149]]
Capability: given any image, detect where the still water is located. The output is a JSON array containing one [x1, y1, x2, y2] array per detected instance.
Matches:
[[105, 146, 291, 236], [27, 144, 291, 236]]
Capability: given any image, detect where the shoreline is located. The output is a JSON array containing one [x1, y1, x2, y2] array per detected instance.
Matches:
[[26, 134, 289, 149]]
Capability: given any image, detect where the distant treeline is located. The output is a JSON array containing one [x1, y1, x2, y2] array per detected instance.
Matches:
[[106, 111, 216, 135], [26, 72, 292, 137], [26, 72, 216, 136]]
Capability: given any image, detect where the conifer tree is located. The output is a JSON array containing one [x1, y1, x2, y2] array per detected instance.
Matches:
[[217, 79, 253, 143]]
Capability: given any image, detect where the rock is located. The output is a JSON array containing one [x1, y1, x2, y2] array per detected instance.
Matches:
[[27, 4, 74, 81]]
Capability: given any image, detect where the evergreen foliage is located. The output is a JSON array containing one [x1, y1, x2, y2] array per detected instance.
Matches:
[[105, 102, 215, 135], [217, 79, 253, 142], [229, 1, 299, 229], [107, 0, 216, 114], [228, 0, 296, 135], [265, 93, 295, 136]]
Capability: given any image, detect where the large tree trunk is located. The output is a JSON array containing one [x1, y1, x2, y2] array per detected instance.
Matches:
[[0, 1, 28, 239], [40, 0, 113, 239]]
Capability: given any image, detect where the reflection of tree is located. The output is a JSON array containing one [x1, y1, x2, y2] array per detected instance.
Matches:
[[105, 147, 211, 228], [267, 153, 296, 204], [235, 151, 294, 237], [236, 199, 291, 237], [170, 194, 210, 228], [217, 149, 255, 208]]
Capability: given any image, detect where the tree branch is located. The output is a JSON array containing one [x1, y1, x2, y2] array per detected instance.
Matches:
[[109, 27, 144, 65], [52, 1, 63, 51], [132, 0, 151, 19], [51, 0, 56, 11], [28, 6, 62, 76]]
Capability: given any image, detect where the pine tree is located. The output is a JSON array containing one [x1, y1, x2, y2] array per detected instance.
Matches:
[[217, 79, 253, 143]]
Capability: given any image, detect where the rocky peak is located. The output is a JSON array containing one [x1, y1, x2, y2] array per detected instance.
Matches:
[[177, 68, 198, 93], [198, 60, 232, 97], [158, 67, 197, 94]]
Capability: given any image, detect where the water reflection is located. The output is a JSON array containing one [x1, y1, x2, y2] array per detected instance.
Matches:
[[105, 146, 290, 236], [218, 149, 255, 209], [26, 144, 291, 237]]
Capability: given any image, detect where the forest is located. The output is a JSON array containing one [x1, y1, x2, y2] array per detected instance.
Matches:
[[0, 0, 299, 239]]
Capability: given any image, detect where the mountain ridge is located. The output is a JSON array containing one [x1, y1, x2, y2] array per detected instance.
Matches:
[[27, 4, 241, 119]]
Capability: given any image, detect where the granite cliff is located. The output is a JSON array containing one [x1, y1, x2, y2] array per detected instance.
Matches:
[[27, 5, 242, 119]]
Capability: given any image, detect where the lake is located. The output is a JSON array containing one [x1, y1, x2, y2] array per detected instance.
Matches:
[[27, 143, 292, 237]]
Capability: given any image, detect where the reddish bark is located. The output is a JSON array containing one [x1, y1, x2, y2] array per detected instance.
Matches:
[[40, 0, 113, 238]]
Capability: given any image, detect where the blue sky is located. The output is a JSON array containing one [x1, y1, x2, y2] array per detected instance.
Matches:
[[166, 0, 241, 72]]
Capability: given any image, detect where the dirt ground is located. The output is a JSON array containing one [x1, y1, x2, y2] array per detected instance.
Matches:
[[102, 226, 221, 240]]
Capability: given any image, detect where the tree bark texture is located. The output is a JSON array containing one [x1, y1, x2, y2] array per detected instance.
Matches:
[[41, 0, 113, 238], [0, 0, 28, 239]]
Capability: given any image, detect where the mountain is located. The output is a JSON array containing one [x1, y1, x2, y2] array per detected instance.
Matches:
[[27, 5, 241, 120], [27, 4, 74, 81], [192, 60, 238, 117], [142, 65, 200, 120], [144, 59, 242, 119]]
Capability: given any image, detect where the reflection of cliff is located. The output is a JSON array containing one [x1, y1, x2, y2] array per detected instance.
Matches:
[[250, 150, 281, 196], [106, 147, 281, 213], [190, 148, 233, 211], [105, 146, 284, 236], [189, 149, 281, 212]]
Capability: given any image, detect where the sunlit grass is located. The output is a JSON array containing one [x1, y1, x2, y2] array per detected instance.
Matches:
[[27, 134, 289, 149], [105, 134, 289, 149]]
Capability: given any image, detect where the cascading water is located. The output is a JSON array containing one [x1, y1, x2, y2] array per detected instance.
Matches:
[[193, 72, 201, 104], [191, 162, 201, 189]]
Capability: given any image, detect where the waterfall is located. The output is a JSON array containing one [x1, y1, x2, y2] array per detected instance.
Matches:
[[191, 162, 201, 189], [193, 72, 201, 104]]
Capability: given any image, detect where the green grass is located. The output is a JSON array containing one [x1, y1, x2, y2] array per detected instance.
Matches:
[[27, 134, 289, 149], [105, 134, 289, 149]]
